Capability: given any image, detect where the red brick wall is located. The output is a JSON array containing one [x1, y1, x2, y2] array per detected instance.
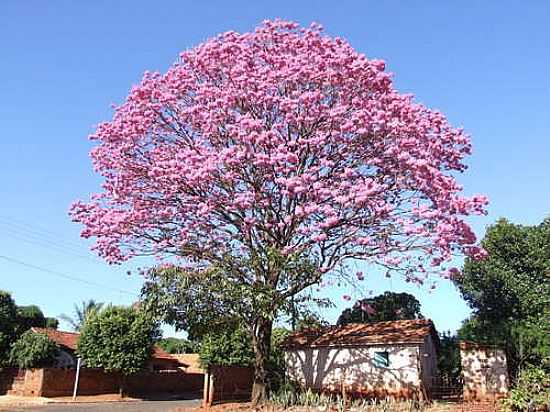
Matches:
[[127, 371, 204, 395], [41, 368, 120, 397], [206, 366, 254, 405], [2, 368, 205, 398], [0, 368, 20, 395]]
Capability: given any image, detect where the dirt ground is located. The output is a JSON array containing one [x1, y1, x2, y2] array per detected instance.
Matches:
[[172, 401, 500, 412]]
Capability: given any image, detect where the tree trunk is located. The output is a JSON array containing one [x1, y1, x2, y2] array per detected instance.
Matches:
[[251, 317, 273, 406]]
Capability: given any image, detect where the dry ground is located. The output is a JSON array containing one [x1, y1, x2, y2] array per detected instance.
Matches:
[[173, 401, 501, 412]]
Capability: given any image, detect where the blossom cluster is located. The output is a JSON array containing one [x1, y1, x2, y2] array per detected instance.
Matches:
[[71, 20, 487, 284]]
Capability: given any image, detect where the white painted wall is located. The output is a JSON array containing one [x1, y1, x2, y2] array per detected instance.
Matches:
[[285, 344, 423, 396], [460, 346, 508, 400]]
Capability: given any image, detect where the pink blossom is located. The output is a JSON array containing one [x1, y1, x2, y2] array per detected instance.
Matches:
[[69, 19, 487, 288]]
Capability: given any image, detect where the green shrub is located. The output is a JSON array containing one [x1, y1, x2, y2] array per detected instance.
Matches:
[[77, 305, 160, 375], [268, 384, 429, 411], [199, 327, 254, 367], [0, 291, 18, 365], [158, 337, 199, 354], [9, 330, 59, 368], [503, 366, 550, 411]]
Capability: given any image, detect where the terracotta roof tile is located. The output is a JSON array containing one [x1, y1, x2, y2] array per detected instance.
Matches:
[[282, 319, 437, 348], [31, 328, 178, 361], [32, 327, 79, 351]]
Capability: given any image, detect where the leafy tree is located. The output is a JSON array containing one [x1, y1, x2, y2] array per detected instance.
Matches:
[[198, 325, 290, 392], [455, 218, 550, 380], [9, 330, 59, 368], [199, 327, 255, 368], [0, 291, 18, 365], [503, 366, 550, 412], [45, 318, 59, 329], [269, 327, 291, 391], [456, 218, 549, 323], [158, 337, 198, 354], [15, 305, 59, 334], [72, 21, 487, 402], [437, 331, 462, 381], [294, 311, 328, 331], [60, 300, 103, 331], [337, 292, 423, 325], [77, 306, 160, 394]]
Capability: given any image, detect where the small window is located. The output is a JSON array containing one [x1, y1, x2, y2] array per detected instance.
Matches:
[[374, 351, 390, 368]]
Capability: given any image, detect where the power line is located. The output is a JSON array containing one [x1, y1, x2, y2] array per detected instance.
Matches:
[[0, 254, 138, 297], [0, 217, 106, 266], [1, 228, 101, 264], [0, 217, 86, 250]]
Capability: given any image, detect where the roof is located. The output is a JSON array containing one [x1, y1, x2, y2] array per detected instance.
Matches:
[[32, 327, 79, 351], [282, 319, 438, 349], [31, 327, 177, 361]]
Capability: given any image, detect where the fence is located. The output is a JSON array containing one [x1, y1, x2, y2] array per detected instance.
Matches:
[[0, 367, 204, 398], [203, 365, 254, 406]]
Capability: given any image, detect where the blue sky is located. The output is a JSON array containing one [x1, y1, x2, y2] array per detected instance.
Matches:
[[1, 1, 548, 336]]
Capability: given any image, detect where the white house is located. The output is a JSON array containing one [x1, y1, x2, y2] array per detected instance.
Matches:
[[283, 319, 439, 400]]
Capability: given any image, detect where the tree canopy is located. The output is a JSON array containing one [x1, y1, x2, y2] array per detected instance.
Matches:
[[158, 337, 198, 354], [9, 330, 59, 369], [77, 306, 160, 376], [0, 291, 18, 365], [16, 305, 58, 334], [72, 20, 487, 402], [60, 299, 103, 331], [0, 290, 59, 366], [456, 218, 549, 323], [455, 218, 550, 379], [337, 292, 423, 325]]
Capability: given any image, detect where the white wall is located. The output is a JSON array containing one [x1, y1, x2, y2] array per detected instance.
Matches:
[[285, 344, 422, 397], [460, 346, 508, 401]]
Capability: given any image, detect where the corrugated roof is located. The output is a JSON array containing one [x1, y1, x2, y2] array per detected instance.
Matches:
[[31, 327, 176, 361], [282, 319, 437, 348]]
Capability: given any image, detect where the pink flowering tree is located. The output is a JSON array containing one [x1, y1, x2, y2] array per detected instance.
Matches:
[[71, 20, 487, 401]]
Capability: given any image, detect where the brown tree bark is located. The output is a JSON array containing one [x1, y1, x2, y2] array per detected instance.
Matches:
[[250, 316, 273, 406]]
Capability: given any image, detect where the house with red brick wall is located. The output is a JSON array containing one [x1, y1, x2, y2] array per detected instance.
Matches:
[[30, 327, 183, 371]]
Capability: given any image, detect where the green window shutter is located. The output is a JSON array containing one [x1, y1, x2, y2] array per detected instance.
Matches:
[[374, 351, 390, 368]]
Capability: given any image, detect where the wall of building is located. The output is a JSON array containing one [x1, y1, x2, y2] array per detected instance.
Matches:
[[10, 369, 44, 397], [0, 368, 21, 395], [419, 334, 439, 390], [285, 344, 421, 399], [460, 344, 508, 401]]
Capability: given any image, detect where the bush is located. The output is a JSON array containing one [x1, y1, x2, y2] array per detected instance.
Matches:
[[77, 305, 160, 375], [9, 330, 59, 368], [268, 383, 429, 411], [158, 337, 199, 354], [503, 367, 550, 411], [199, 327, 254, 367], [0, 291, 18, 365]]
